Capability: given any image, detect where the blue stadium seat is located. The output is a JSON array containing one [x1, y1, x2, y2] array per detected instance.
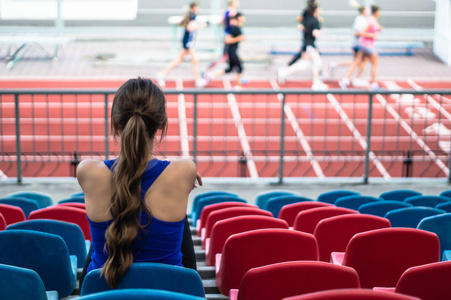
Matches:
[[58, 196, 85, 204], [0, 230, 76, 298], [7, 219, 88, 268], [0, 263, 58, 300], [192, 195, 247, 225], [404, 195, 450, 207], [436, 201, 451, 213], [0, 197, 39, 218], [80, 262, 205, 297], [71, 192, 85, 198], [255, 190, 300, 209], [379, 189, 422, 201], [385, 207, 445, 228], [7, 191, 53, 208], [417, 213, 451, 259], [335, 196, 382, 210], [78, 289, 205, 300], [317, 190, 360, 204], [358, 201, 412, 217], [440, 190, 451, 199], [191, 191, 238, 217], [265, 196, 313, 217]]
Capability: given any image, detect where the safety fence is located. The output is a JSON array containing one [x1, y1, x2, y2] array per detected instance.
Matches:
[[1, 89, 450, 183]]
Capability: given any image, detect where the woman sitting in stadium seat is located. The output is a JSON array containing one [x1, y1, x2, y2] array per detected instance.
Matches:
[[77, 77, 202, 288]]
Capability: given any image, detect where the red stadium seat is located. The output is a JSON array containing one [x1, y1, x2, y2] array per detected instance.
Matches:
[[28, 206, 91, 241], [278, 201, 333, 227], [374, 261, 451, 300], [293, 206, 358, 234], [0, 213, 6, 230], [229, 261, 359, 300], [58, 203, 86, 210], [196, 202, 253, 236], [0, 203, 26, 225], [283, 289, 421, 300], [331, 228, 440, 288], [202, 207, 272, 248], [216, 229, 319, 296], [205, 215, 289, 266], [313, 214, 391, 261]]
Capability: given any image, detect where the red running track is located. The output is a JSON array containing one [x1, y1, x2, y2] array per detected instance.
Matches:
[[0, 79, 450, 179]]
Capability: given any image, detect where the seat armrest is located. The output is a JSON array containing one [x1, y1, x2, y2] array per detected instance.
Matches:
[[205, 238, 211, 256], [442, 250, 451, 261], [373, 287, 396, 293], [46, 291, 59, 300], [215, 253, 222, 275], [69, 255, 78, 277], [330, 252, 344, 265], [196, 219, 201, 235], [229, 289, 239, 300]]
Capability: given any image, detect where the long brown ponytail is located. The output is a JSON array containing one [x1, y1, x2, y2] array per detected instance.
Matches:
[[178, 2, 199, 27], [102, 77, 167, 288]]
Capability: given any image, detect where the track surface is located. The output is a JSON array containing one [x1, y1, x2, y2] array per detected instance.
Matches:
[[0, 79, 450, 179]]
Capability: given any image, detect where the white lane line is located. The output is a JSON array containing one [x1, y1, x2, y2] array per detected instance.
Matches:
[[223, 79, 259, 179], [176, 79, 190, 158], [376, 86, 449, 176], [407, 79, 451, 121], [269, 79, 325, 178], [326, 93, 390, 179]]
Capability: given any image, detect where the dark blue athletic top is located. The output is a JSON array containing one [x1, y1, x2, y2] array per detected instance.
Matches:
[[182, 12, 196, 49], [87, 158, 186, 272]]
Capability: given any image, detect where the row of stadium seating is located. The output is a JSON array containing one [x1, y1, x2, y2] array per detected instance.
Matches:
[[0, 188, 450, 299]]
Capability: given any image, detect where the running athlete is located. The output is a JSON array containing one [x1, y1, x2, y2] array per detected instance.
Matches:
[[329, 5, 370, 84], [288, 0, 318, 66], [205, 13, 246, 86], [340, 5, 382, 90], [157, 2, 208, 88], [278, 3, 327, 90], [203, 0, 239, 74]]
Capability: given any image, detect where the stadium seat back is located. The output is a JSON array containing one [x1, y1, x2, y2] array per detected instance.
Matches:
[[293, 206, 358, 234], [204, 206, 272, 239], [342, 228, 440, 288], [58, 196, 85, 204], [335, 195, 382, 210], [385, 207, 445, 228], [206, 215, 289, 266], [314, 214, 391, 262], [379, 190, 422, 201], [80, 262, 204, 297], [0, 230, 76, 297], [255, 190, 299, 209], [0, 197, 39, 218], [436, 201, 451, 212], [317, 190, 360, 204], [417, 213, 451, 256], [358, 201, 412, 217], [282, 288, 421, 300], [0, 263, 49, 300], [192, 196, 246, 225], [28, 206, 91, 240], [216, 229, 319, 295], [279, 201, 333, 227], [265, 195, 313, 217], [8, 191, 53, 208], [197, 202, 253, 235], [395, 261, 451, 300], [78, 289, 205, 300], [236, 261, 359, 300], [404, 195, 450, 207], [191, 191, 238, 217], [0, 203, 26, 225], [7, 219, 87, 268]]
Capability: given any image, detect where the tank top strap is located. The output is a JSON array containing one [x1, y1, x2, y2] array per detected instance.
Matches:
[[103, 158, 171, 199]]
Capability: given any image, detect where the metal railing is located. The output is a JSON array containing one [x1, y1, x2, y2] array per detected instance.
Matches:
[[1, 88, 450, 184]]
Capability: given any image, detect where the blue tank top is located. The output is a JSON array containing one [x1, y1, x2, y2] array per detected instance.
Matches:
[[87, 158, 185, 272]]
